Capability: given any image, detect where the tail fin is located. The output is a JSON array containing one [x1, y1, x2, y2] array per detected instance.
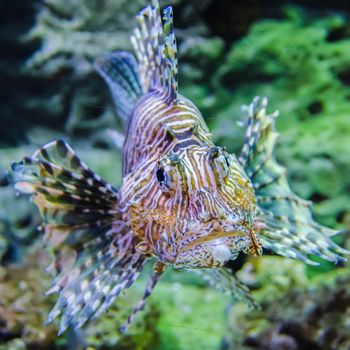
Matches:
[[131, 0, 178, 102], [95, 51, 142, 123], [8, 140, 146, 334], [239, 97, 349, 265]]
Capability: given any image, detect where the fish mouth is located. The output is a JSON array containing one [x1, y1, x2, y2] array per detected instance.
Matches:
[[174, 229, 251, 268], [178, 229, 248, 254]]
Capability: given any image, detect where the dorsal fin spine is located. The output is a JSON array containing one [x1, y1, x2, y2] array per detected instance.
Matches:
[[163, 6, 178, 101], [131, 0, 178, 102]]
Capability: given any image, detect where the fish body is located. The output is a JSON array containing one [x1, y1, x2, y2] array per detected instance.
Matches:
[[8, 0, 349, 335], [120, 91, 257, 268]]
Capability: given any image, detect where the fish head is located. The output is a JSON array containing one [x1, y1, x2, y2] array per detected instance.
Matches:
[[123, 146, 262, 268], [172, 146, 262, 268]]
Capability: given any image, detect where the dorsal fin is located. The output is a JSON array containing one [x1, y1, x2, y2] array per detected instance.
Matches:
[[94, 51, 142, 123], [131, 0, 178, 102]]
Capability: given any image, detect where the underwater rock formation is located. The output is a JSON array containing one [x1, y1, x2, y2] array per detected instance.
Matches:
[[0, 255, 160, 349], [0, 256, 57, 347]]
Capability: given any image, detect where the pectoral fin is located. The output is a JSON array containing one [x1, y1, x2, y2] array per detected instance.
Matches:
[[239, 97, 349, 265], [8, 139, 147, 333]]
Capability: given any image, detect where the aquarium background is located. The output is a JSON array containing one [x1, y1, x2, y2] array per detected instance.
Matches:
[[0, 0, 350, 349]]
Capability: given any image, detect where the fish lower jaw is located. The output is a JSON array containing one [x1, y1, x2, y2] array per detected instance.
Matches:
[[173, 235, 250, 269], [178, 230, 248, 254]]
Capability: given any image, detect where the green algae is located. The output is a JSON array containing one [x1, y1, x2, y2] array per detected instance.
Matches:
[[86, 276, 227, 350], [153, 281, 228, 350]]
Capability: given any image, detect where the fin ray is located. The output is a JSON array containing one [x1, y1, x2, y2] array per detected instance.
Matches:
[[8, 139, 147, 333], [239, 97, 349, 264], [131, 0, 178, 101], [198, 268, 258, 309], [119, 261, 165, 333]]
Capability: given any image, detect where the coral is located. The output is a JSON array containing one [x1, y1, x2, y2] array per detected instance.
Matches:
[[25, 0, 147, 76], [223, 257, 350, 350], [0, 256, 227, 350], [0, 256, 57, 347], [0, 255, 159, 349]]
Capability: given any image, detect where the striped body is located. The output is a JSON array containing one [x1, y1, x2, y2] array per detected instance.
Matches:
[[120, 92, 258, 268], [123, 92, 212, 174]]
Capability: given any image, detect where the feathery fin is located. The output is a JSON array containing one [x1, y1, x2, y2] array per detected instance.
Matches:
[[8, 139, 147, 333], [119, 262, 165, 333], [198, 268, 259, 309], [131, 0, 178, 101], [239, 97, 349, 265], [95, 51, 142, 123]]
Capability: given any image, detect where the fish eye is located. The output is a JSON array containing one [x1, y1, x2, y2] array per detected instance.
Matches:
[[223, 154, 230, 168], [156, 153, 180, 192], [156, 168, 166, 183], [156, 167, 171, 192], [209, 147, 231, 182], [216, 154, 230, 180], [208, 147, 231, 183]]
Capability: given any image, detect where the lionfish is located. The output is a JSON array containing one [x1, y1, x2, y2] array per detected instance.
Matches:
[[8, 0, 348, 335]]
